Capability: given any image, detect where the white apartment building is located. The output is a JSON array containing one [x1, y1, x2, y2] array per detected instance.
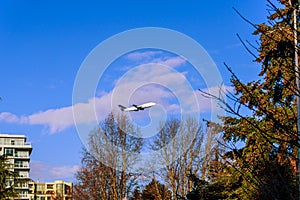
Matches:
[[0, 134, 32, 200]]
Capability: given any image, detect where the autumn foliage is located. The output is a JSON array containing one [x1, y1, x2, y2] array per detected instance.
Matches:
[[209, 0, 300, 199]]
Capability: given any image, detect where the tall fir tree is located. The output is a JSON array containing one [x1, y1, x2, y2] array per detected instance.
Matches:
[[208, 0, 300, 199]]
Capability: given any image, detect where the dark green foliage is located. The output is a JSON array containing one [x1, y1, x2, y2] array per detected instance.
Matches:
[[210, 0, 300, 199], [0, 155, 20, 199], [186, 173, 235, 200]]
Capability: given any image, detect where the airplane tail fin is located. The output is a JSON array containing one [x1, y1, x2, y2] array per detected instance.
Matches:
[[118, 105, 126, 111]]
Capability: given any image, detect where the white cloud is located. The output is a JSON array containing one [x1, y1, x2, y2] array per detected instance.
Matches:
[[125, 50, 186, 69], [30, 161, 80, 182], [0, 112, 21, 123], [126, 50, 163, 61], [111, 63, 193, 111], [0, 84, 228, 134], [50, 165, 80, 179], [28, 107, 74, 133], [0, 59, 228, 134], [151, 56, 187, 68], [0, 85, 228, 134], [0, 93, 113, 134]]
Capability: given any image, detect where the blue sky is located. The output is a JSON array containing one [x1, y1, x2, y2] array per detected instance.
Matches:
[[0, 1, 269, 181]]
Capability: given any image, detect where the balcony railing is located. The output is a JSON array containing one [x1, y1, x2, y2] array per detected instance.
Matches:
[[18, 193, 28, 198], [14, 154, 30, 158], [0, 142, 31, 146], [14, 164, 29, 168], [15, 183, 29, 189]]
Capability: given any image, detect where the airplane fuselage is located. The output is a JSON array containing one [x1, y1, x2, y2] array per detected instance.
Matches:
[[119, 102, 156, 112]]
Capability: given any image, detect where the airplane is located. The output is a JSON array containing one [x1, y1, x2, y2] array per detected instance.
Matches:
[[118, 102, 156, 112]]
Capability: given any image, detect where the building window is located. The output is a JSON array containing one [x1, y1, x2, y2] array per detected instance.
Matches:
[[1, 138, 10, 145], [18, 171, 29, 178], [15, 151, 29, 158], [47, 184, 53, 189], [15, 139, 24, 145], [15, 160, 22, 167], [37, 184, 45, 191], [56, 183, 63, 195], [5, 148, 13, 156]]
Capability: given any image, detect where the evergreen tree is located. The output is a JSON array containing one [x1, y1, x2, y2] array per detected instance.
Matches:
[[185, 172, 228, 200], [202, 0, 299, 199]]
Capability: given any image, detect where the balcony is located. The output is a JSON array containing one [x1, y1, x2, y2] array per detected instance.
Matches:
[[14, 154, 30, 159], [14, 164, 30, 169], [15, 183, 29, 189], [18, 173, 30, 179], [18, 193, 29, 199]]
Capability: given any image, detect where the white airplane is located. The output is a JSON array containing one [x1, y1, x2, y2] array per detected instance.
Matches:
[[118, 102, 156, 112]]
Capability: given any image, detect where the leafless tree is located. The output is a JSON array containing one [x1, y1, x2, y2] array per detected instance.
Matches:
[[74, 112, 143, 200], [149, 117, 212, 199]]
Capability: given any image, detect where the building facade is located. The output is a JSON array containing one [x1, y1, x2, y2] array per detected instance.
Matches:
[[28, 180, 73, 200], [0, 133, 32, 199]]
